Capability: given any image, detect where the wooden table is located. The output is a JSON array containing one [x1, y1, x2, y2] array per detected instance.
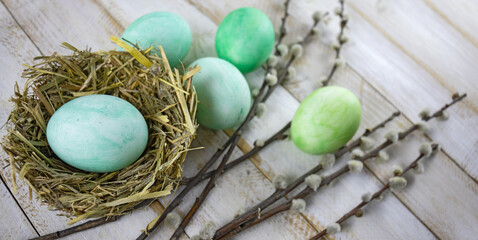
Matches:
[[1, 0, 477, 239]]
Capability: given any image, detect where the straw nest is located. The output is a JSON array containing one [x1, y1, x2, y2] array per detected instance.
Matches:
[[1, 40, 199, 224]]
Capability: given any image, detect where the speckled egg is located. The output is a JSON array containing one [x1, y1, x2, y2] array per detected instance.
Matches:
[[216, 7, 275, 73], [121, 11, 192, 68], [291, 86, 362, 155], [188, 57, 251, 130], [46, 95, 149, 172]]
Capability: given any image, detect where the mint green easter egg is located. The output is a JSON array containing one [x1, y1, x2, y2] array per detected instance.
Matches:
[[216, 7, 275, 73], [46, 95, 149, 172], [121, 11, 192, 68], [291, 86, 362, 155], [189, 57, 251, 130]]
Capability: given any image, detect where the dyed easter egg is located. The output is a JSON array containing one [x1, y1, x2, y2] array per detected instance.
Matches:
[[188, 57, 251, 130], [46, 95, 149, 172], [216, 7, 274, 73], [291, 86, 362, 155], [121, 11, 192, 68]]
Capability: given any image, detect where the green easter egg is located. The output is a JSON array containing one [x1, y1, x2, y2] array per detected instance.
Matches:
[[121, 11, 192, 68], [291, 86, 362, 154], [216, 7, 275, 73], [189, 57, 251, 130], [46, 95, 149, 172]]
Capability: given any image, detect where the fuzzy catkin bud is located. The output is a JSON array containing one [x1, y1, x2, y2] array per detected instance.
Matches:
[[291, 199, 306, 213], [348, 160, 363, 173], [350, 148, 365, 159], [419, 142, 433, 157], [255, 103, 267, 117], [277, 44, 288, 57], [267, 55, 279, 67], [273, 174, 289, 190], [360, 136, 375, 150], [355, 208, 364, 218], [392, 164, 403, 176], [312, 27, 320, 36], [321, 154, 336, 169], [416, 121, 429, 133], [251, 88, 260, 97], [305, 174, 322, 191], [199, 221, 216, 240], [265, 73, 278, 86], [164, 212, 181, 228], [385, 131, 399, 143], [287, 67, 296, 78], [339, 34, 349, 44], [390, 176, 407, 191], [437, 111, 449, 121], [419, 107, 432, 119], [290, 44, 303, 57], [377, 151, 390, 162], [326, 223, 341, 234], [413, 162, 424, 174], [334, 58, 346, 67], [342, 13, 350, 21], [270, 68, 277, 76], [361, 192, 372, 202], [254, 139, 265, 148], [334, 7, 342, 15], [331, 43, 340, 50], [312, 11, 323, 22]]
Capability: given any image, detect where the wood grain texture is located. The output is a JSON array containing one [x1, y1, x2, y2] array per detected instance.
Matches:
[[0, 0, 477, 239], [185, 0, 478, 239], [0, 178, 38, 239]]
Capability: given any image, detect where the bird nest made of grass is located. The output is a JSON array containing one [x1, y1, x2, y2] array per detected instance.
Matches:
[[1, 40, 199, 224]]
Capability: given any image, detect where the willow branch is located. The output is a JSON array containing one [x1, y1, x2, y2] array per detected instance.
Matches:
[[180, 122, 291, 185], [214, 93, 466, 239], [309, 144, 438, 240], [213, 111, 399, 239], [322, 0, 347, 86], [275, 0, 291, 53], [169, 135, 241, 240], [136, 2, 297, 239]]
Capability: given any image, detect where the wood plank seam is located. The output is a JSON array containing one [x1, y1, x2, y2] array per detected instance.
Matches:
[[0, 0, 43, 55], [363, 165, 440, 239], [423, 0, 478, 50], [165, 0, 443, 236], [0, 171, 40, 236], [347, 2, 478, 183], [348, 2, 478, 114]]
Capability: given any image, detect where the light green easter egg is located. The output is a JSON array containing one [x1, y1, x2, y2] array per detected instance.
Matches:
[[46, 95, 149, 172], [188, 57, 251, 130], [291, 86, 362, 155], [216, 7, 275, 73], [121, 11, 192, 68]]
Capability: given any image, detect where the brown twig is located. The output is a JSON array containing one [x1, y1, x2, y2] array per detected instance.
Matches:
[[30, 216, 120, 240], [322, 0, 348, 86], [309, 144, 438, 240], [214, 93, 466, 239], [213, 111, 399, 239], [180, 122, 291, 185], [275, 0, 291, 54], [262, 17, 321, 102], [137, 2, 298, 239], [169, 135, 241, 239]]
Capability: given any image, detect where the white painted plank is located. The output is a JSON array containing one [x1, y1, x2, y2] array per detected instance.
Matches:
[[0, 179, 38, 239], [423, 0, 478, 48], [185, 0, 478, 239], [344, 0, 478, 179]]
